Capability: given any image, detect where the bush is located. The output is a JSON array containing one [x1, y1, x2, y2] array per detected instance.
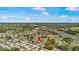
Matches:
[[63, 37, 73, 43], [44, 43, 54, 50], [6, 36, 12, 39], [10, 47, 20, 51], [72, 46, 79, 51], [0, 47, 9, 51], [57, 45, 65, 51]]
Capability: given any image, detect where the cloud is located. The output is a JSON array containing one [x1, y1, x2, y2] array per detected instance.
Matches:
[[59, 15, 68, 19], [58, 15, 79, 22], [0, 16, 9, 19], [24, 17, 31, 21], [42, 11, 50, 16], [33, 7, 50, 16], [0, 15, 32, 23], [65, 7, 79, 11], [33, 7, 46, 11]]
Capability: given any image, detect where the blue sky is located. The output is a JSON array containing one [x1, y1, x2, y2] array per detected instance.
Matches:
[[0, 7, 79, 23]]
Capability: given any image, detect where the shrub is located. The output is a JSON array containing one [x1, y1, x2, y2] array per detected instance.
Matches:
[[72, 46, 79, 51], [44, 43, 54, 50], [6, 36, 12, 39], [63, 37, 73, 44], [57, 45, 65, 51], [10, 47, 20, 51], [0, 47, 9, 51]]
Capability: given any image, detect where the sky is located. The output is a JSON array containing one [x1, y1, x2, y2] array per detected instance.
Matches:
[[0, 7, 79, 23]]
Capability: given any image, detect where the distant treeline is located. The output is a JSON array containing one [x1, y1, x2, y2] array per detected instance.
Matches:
[[0, 23, 79, 27]]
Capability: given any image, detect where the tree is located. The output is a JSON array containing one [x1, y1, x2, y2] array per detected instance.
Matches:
[[63, 37, 74, 51], [43, 36, 56, 50], [63, 37, 73, 44]]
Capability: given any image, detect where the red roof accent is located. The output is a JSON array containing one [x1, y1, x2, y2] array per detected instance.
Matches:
[[37, 36, 44, 43]]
